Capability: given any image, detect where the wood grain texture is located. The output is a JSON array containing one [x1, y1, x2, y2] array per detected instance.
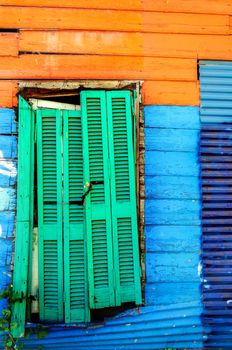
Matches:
[[19, 31, 232, 60], [0, 55, 196, 81], [0, 0, 232, 15], [142, 81, 199, 106], [0, 81, 18, 107], [0, 6, 229, 34], [0, 33, 18, 56]]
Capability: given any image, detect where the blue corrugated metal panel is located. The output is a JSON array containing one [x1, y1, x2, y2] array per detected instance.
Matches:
[[10, 302, 204, 350], [0, 108, 17, 339], [200, 60, 232, 349]]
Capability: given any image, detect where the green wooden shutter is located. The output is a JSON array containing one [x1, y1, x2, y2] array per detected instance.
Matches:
[[106, 91, 141, 305], [36, 109, 63, 322], [12, 97, 35, 337], [63, 110, 89, 322], [81, 91, 115, 309]]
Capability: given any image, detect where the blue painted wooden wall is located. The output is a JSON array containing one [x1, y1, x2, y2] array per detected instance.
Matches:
[[0, 106, 204, 349], [145, 106, 202, 306], [0, 109, 17, 316]]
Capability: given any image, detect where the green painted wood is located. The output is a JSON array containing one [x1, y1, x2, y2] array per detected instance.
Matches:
[[107, 91, 142, 305], [81, 91, 115, 309], [63, 110, 90, 322], [12, 96, 35, 337], [36, 109, 63, 322]]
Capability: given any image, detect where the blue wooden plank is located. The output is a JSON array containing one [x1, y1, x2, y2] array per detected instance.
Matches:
[[146, 252, 200, 283], [0, 188, 16, 211], [0, 136, 17, 160], [0, 238, 12, 267], [145, 282, 201, 306], [145, 175, 200, 200], [0, 211, 15, 238], [0, 159, 17, 187], [145, 225, 201, 252], [145, 151, 199, 176], [145, 199, 201, 225], [144, 106, 200, 130], [0, 109, 16, 134], [145, 128, 199, 152]]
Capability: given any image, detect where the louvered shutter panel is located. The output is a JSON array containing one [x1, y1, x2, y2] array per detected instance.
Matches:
[[63, 110, 89, 322], [106, 91, 142, 305], [81, 91, 115, 309], [37, 109, 63, 322]]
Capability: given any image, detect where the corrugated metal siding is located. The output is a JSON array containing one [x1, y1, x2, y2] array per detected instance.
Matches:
[[7, 302, 203, 350], [200, 60, 232, 349]]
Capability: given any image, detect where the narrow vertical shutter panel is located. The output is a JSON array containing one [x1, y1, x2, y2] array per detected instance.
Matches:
[[107, 91, 142, 305], [37, 109, 63, 322], [81, 91, 115, 309], [12, 97, 35, 337], [63, 110, 89, 322]]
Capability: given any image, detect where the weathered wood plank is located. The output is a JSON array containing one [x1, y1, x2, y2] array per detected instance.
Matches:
[[146, 252, 200, 282], [145, 151, 199, 177], [0, 108, 17, 133], [0, 33, 18, 57], [0, 188, 16, 211], [0, 160, 17, 187], [142, 81, 199, 106], [0, 81, 18, 108], [19, 31, 232, 59], [146, 282, 201, 306], [145, 176, 200, 200], [0, 211, 15, 238], [144, 106, 200, 129], [0, 55, 196, 81], [0, 7, 229, 34], [1, 0, 232, 15], [145, 128, 199, 152], [145, 225, 201, 252], [145, 199, 201, 225], [0, 135, 17, 159]]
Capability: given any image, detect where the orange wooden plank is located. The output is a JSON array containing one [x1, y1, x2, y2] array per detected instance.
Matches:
[[0, 80, 18, 107], [0, 6, 229, 34], [0, 33, 18, 56], [142, 81, 199, 106], [0, 55, 196, 81], [19, 30, 232, 60], [0, 0, 232, 15]]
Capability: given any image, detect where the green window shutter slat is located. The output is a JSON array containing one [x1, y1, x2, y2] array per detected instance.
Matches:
[[81, 91, 115, 309], [63, 110, 90, 322], [37, 109, 63, 322], [106, 91, 142, 305], [12, 97, 35, 337]]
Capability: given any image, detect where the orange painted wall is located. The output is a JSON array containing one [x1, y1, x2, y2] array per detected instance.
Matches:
[[0, 1, 232, 107]]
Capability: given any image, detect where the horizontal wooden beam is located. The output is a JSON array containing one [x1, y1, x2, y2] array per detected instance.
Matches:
[[0, 33, 18, 56], [0, 80, 18, 107], [0, 55, 197, 81], [142, 81, 199, 106], [0, 6, 229, 34], [19, 30, 232, 60], [0, 0, 231, 15]]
